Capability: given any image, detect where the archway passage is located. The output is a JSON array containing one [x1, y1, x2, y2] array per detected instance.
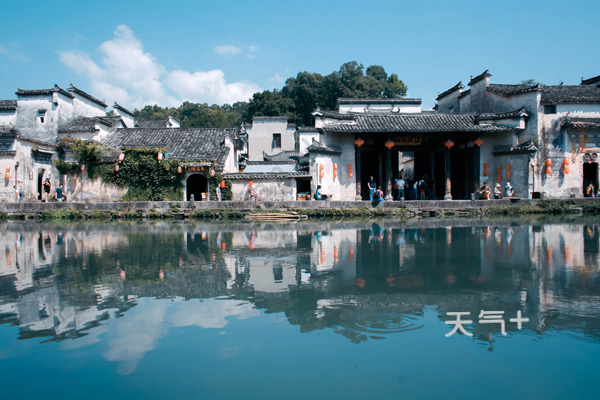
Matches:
[[583, 162, 598, 196], [187, 174, 208, 201]]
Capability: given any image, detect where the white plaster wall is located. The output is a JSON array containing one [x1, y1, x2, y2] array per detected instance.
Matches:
[[311, 134, 357, 201], [0, 110, 16, 127], [339, 103, 421, 114], [247, 119, 295, 161], [15, 96, 57, 143], [299, 130, 319, 155], [72, 95, 106, 118], [223, 137, 237, 173], [114, 109, 135, 128], [231, 178, 297, 201], [65, 171, 127, 201]]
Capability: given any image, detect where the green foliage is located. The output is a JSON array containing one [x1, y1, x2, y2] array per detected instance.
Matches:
[[65, 138, 109, 164], [134, 102, 247, 128], [100, 148, 184, 201], [52, 158, 79, 174]]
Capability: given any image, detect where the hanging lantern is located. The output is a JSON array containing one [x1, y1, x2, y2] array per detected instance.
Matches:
[[209, 169, 215, 177], [474, 138, 484, 147], [319, 164, 324, 170], [545, 159, 552, 166], [333, 171, 338, 178], [496, 167, 501, 174], [4, 172, 9, 180], [483, 170, 489, 176], [444, 139, 454, 149], [563, 158, 569, 166], [114, 164, 119, 172], [507, 171, 511, 179], [483, 163, 489, 169], [118, 153, 125, 162], [333, 163, 338, 170], [385, 138, 394, 150], [248, 181, 253, 188], [5, 166, 9, 172], [348, 164, 353, 177], [546, 167, 551, 175], [354, 137, 365, 148], [497, 175, 502, 181], [320, 171, 324, 179], [220, 181, 225, 188], [564, 166, 570, 174], [507, 164, 511, 171], [177, 165, 182, 174], [157, 152, 163, 162]]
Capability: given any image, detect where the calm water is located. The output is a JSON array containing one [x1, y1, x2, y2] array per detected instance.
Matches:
[[1, 218, 600, 399]]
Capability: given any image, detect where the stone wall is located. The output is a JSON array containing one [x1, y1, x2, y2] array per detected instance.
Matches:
[[231, 178, 297, 201]]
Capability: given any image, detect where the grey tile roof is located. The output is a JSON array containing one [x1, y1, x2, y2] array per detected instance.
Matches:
[[561, 117, 600, 130], [476, 107, 528, 121], [487, 84, 537, 97], [468, 70, 491, 86], [322, 114, 516, 134], [313, 109, 355, 120], [0, 126, 15, 136], [436, 82, 464, 101], [338, 98, 422, 105], [540, 85, 600, 104], [68, 84, 107, 108], [252, 116, 288, 121], [492, 140, 538, 154], [58, 116, 123, 133], [262, 150, 299, 162], [223, 171, 311, 180], [458, 89, 470, 99], [306, 141, 341, 154], [134, 120, 172, 129], [16, 84, 74, 99], [0, 100, 17, 110], [113, 102, 134, 117], [581, 75, 600, 86], [102, 127, 238, 168]]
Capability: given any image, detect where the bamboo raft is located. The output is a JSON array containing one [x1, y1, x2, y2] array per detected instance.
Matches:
[[244, 212, 308, 221]]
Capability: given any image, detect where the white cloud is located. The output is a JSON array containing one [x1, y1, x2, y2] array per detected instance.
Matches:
[[59, 25, 262, 108], [248, 44, 259, 53], [167, 69, 261, 105], [0, 43, 27, 61], [214, 45, 242, 55], [269, 73, 285, 83]]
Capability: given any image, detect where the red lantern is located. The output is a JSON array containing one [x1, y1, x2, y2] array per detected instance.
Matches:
[[177, 165, 182, 174], [496, 167, 501, 174], [5, 166, 9, 172], [4, 172, 9, 180], [497, 175, 502, 181], [319, 164, 324, 170], [220, 181, 225, 188], [349, 171, 353, 178], [507, 164, 511, 171], [484, 170, 489, 176], [564, 166, 570, 174], [333, 170, 338, 178], [385, 139, 394, 150], [546, 167, 551, 175], [483, 163, 489, 169], [444, 139, 454, 149], [563, 158, 569, 166], [354, 138, 365, 148], [248, 181, 253, 188], [474, 138, 484, 147], [333, 163, 338, 170], [507, 171, 511, 179], [118, 153, 125, 162], [114, 164, 119, 172], [320, 171, 324, 179], [157, 152, 163, 162], [545, 159, 552, 166]]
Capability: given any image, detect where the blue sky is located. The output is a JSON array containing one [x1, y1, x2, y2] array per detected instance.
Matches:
[[1, 0, 598, 111]]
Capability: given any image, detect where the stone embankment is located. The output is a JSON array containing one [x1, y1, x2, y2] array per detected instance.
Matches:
[[1, 198, 599, 220]]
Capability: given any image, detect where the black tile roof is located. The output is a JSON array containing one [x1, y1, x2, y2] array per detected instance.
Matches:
[[540, 85, 600, 104], [436, 82, 464, 101], [581, 75, 600, 86], [492, 140, 538, 154], [322, 114, 516, 134], [476, 107, 528, 121], [0, 127, 15, 135], [16, 84, 74, 99], [487, 84, 538, 97], [134, 120, 171, 129], [102, 127, 238, 168], [223, 171, 311, 180], [113, 102, 134, 117], [313, 109, 355, 120], [58, 116, 123, 133], [561, 117, 600, 130], [468, 70, 491, 86], [0, 100, 17, 110], [262, 150, 299, 162], [252, 116, 289, 121], [338, 98, 422, 105], [68, 84, 107, 108], [306, 141, 341, 154], [458, 89, 470, 99]]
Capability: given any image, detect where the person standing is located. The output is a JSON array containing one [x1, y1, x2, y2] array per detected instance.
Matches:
[[505, 182, 514, 197], [43, 178, 51, 202], [494, 183, 501, 199], [395, 176, 405, 200], [216, 185, 222, 201], [367, 176, 375, 200], [55, 184, 67, 202], [13, 185, 20, 203], [315, 185, 322, 201]]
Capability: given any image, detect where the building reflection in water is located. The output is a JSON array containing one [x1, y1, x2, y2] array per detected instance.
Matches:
[[1, 219, 600, 369]]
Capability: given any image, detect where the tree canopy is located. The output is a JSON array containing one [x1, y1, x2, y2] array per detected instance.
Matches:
[[134, 61, 407, 127]]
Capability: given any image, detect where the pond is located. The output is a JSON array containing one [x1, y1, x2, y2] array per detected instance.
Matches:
[[1, 218, 599, 399]]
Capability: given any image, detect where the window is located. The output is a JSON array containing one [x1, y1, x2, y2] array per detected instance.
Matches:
[[37, 110, 46, 123], [544, 105, 556, 114], [272, 133, 281, 149]]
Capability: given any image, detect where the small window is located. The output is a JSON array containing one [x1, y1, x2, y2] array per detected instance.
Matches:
[[272, 133, 281, 149], [37, 110, 46, 123], [544, 105, 556, 114]]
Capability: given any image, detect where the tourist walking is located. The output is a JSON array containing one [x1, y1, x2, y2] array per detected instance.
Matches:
[[55, 184, 67, 202], [367, 176, 376, 200], [43, 178, 51, 202]]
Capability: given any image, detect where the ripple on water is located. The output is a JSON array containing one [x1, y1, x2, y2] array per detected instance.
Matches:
[[349, 313, 424, 335]]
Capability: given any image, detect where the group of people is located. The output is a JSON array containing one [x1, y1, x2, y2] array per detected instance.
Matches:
[[368, 175, 435, 202], [478, 181, 513, 200], [585, 183, 600, 197]]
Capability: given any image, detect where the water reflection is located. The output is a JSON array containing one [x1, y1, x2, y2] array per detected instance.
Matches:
[[1, 219, 600, 369]]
